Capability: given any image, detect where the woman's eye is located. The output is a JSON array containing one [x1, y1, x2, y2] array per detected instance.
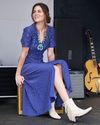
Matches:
[[33, 10, 36, 13], [38, 10, 42, 13], [33, 9, 42, 14]]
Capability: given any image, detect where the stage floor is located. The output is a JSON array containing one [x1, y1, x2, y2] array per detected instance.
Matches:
[[0, 96, 100, 125]]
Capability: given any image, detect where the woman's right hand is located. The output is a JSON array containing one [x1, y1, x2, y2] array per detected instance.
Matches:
[[15, 74, 24, 88], [15, 48, 28, 88]]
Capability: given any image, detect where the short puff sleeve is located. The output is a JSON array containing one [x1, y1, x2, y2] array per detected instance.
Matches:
[[48, 27, 56, 48], [21, 27, 32, 47]]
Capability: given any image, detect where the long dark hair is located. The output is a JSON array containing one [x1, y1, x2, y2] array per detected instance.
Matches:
[[31, 3, 51, 23]]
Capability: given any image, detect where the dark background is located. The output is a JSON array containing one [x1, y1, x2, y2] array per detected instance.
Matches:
[[54, 0, 100, 70]]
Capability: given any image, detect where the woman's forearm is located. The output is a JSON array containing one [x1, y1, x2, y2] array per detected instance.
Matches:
[[16, 49, 28, 76], [47, 48, 55, 62], [16, 56, 25, 76], [48, 53, 55, 62]]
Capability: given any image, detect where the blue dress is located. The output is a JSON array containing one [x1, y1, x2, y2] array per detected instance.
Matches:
[[21, 24, 72, 116]]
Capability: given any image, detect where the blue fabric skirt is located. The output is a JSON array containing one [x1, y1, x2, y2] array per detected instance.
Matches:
[[21, 59, 72, 116]]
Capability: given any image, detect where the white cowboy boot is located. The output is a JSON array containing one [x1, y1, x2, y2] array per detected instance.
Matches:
[[63, 98, 92, 122], [49, 101, 61, 119]]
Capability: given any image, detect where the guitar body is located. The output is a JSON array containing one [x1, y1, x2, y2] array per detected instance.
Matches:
[[85, 59, 100, 93]]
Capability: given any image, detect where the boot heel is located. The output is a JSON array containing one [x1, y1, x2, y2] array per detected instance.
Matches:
[[65, 106, 76, 122], [63, 102, 76, 122]]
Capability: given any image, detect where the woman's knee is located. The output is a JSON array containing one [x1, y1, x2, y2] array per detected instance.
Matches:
[[54, 65, 58, 71], [59, 60, 69, 70], [54, 65, 62, 77], [54, 65, 60, 75], [57, 59, 66, 64]]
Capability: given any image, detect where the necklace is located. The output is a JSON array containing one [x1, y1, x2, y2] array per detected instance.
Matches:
[[37, 27, 47, 51], [37, 43, 44, 51]]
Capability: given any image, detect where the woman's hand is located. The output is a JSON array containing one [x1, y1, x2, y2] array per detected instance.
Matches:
[[15, 74, 24, 88]]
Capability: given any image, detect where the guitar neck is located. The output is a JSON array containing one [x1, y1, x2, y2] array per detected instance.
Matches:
[[89, 38, 97, 65]]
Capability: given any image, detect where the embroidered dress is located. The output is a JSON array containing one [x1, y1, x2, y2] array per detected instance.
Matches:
[[21, 24, 72, 116]]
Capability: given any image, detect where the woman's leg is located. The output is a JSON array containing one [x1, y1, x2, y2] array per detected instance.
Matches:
[[54, 65, 69, 102], [49, 64, 69, 120], [48, 65, 62, 120], [54, 65, 92, 122]]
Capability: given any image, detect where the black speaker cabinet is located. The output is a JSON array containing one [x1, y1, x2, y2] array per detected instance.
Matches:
[[55, 18, 83, 70], [69, 71, 85, 99], [0, 67, 17, 97]]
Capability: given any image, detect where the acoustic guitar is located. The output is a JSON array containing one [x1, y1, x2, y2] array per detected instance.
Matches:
[[85, 29, 100, 93]]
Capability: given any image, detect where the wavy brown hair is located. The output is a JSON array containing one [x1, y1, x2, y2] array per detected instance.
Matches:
[[31, 3, 51, 23]]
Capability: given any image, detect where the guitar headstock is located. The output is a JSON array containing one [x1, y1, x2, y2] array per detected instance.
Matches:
[[85, 29, 93, 39]]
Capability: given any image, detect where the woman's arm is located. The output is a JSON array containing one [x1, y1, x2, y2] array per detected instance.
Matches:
[[15, 47, 29, 87], [47, 48, 55, 61]]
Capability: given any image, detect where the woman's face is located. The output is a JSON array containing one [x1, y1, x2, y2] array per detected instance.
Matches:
[[32, 5, 46, 23]]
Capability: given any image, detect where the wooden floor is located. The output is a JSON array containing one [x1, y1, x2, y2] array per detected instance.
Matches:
[[0, 96, 100, 125]]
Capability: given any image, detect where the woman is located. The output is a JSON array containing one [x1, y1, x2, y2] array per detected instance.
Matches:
[[15, 2, 92, 122]]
